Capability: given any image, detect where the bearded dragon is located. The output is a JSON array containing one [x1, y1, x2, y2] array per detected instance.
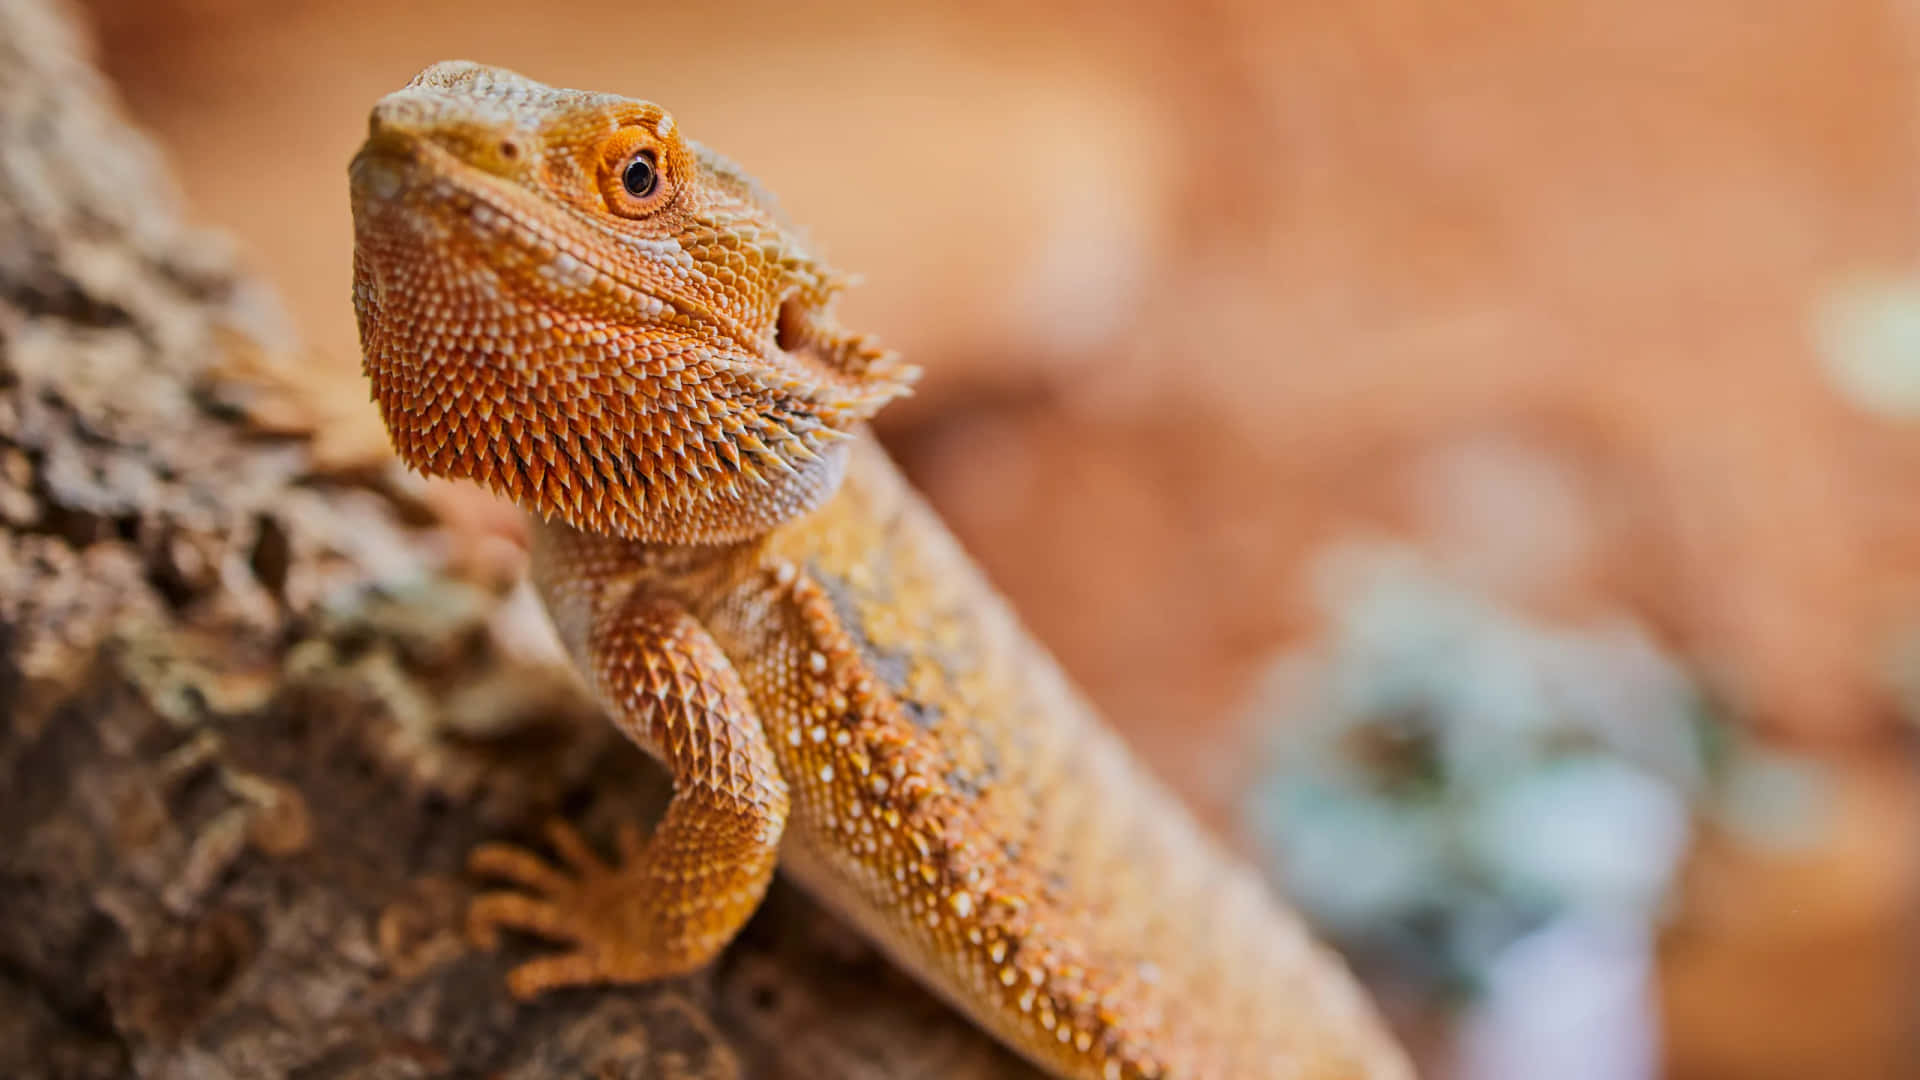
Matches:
[[348, 61, 1411, 1080]]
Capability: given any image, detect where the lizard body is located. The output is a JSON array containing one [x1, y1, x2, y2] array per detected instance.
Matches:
[[349, 62, 1411, 1080]]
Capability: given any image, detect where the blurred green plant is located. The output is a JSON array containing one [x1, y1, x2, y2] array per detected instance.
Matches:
[[1243, 544, 1826, 997]]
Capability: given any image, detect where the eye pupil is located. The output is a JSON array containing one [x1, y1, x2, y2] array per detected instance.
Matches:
[[622, 152, 657, 197]]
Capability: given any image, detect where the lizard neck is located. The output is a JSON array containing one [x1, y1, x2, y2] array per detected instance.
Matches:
[[524, 429, 899, 667]]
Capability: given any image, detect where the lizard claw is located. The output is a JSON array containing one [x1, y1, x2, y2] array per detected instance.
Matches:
[[542, 818, 610, 876], [465, 819, 666, 996]]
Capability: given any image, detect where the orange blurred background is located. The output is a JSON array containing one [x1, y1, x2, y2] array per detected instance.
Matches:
[[79, 1, 1920, 1076]]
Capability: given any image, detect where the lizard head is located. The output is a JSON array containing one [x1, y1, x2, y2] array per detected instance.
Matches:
[[350, 61, 917, 544]]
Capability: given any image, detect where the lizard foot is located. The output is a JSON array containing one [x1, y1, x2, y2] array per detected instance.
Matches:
[[467, 818, 686, 997]]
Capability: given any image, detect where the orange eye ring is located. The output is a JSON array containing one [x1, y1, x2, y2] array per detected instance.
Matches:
[[598, 127, 674, 217]]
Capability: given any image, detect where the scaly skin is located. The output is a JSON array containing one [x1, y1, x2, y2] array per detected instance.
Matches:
[[349, 62, 1412, 1080]]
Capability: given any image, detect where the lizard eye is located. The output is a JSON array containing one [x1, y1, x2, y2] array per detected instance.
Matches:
[[622, 151, 657, 197], [597, 127, 674, 217]]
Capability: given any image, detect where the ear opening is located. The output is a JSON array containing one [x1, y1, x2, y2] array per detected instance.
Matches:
[[776, 293, 809, 354]]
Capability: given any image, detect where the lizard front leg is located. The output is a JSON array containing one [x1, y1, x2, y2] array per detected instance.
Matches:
[[469, 589, 790, 998]]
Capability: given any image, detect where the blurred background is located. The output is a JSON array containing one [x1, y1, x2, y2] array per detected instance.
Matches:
[[73, 0, 1920, 1075]]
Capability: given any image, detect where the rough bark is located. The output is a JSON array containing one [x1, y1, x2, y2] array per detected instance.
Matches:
[[0, 2, 1042, 1076]]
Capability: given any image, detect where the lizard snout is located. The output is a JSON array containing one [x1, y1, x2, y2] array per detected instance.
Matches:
[[348, 139, 412, 206]]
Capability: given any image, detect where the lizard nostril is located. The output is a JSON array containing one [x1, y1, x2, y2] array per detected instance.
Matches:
[[498, 138, 520, 161]]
